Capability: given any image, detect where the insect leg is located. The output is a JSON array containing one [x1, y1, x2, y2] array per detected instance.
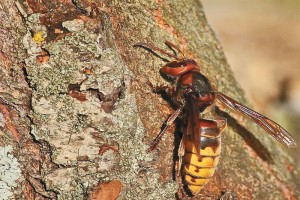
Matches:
[[148, 107, 183, 152], [216, 118, 227, 132], [177, 135, 185, 176], [145, 80, 175, 96]]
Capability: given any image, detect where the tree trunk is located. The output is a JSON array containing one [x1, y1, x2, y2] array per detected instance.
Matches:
[[0, 0, 299, 199]]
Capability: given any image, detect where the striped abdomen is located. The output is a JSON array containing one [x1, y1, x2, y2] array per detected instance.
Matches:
[[182, 118, 226, 195]]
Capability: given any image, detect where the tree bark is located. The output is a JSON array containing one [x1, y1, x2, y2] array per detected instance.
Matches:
[[0, 0, 299, 199]]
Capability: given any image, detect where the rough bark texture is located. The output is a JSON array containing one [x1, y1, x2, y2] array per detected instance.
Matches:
[[0, 0, 299, 199]]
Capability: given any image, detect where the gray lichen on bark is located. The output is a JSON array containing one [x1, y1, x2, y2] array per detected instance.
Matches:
[[0, 146, 22, 199], [21, 3, 177, 199]]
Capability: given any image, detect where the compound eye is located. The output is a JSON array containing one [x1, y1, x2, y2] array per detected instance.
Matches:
[[179, 61, 187, 67], [167, 61, 182, 68], [159, 69, 177, 82]]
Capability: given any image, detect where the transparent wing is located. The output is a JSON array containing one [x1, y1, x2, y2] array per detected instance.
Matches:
[[216, 92, 296, 148]]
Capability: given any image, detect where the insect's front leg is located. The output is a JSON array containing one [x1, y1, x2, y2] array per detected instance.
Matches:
[[146, 80, 175, 97], [148, 107, 183, 152]]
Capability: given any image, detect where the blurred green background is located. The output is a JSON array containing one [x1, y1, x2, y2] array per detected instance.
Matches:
[[202, 0, 300, 160]]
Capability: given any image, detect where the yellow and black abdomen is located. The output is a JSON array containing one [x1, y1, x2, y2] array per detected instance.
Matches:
[[182, 118, 225, 195]]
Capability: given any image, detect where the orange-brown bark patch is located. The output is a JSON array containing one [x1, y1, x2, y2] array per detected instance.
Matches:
[[90, 180, 123, 200]]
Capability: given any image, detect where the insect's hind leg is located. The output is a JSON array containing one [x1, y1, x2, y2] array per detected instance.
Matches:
[[177, 134, 185, 176]]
